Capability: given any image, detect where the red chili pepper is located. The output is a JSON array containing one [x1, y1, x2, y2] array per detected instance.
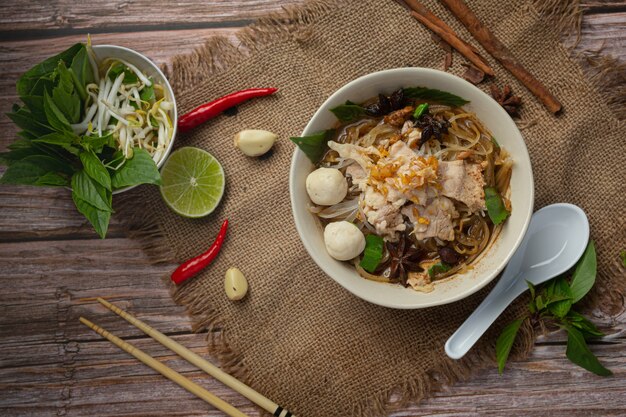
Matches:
[[171, 219, 229, 285], [178, 88, 278, 133]]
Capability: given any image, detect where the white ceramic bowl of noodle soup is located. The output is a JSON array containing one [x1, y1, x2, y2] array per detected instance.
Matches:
[[92, 45, 177, 194], [289, 68, 534, 309]]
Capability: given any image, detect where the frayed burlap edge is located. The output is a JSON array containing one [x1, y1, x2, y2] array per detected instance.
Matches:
[[118, 1, 625, 416]]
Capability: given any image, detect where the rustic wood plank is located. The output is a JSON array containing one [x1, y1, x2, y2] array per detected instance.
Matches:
[[0, 0, 620, 35], [0, 0, 306, 35]]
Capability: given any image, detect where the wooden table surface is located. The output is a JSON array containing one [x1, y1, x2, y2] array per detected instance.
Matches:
[[1, 1, 625, 416]]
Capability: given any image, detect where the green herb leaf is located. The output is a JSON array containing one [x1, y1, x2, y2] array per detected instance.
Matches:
[[72, 193, 111, 239], [108, 63, 138, 84], [33, 132, 80, 155], [35, 172, 70, 186], [0, 155, 71, 185], [7, 107, 54, 137], [290, 130, 334, 164], [526, 280, 536, 300], [110, 148, 161, 189], [403, 86, 469, 107], [71, 170, 113, 212], [329, 102, 366, 122], [567, 311, 604, 339], [43, 90, 72, 133], [20, 95, 47, 123], [620, 250, 626, 267], [565, 325, 612, 376], [52, 62, 81, 124], [413, 103, 429, 119], [484, 186, 510, 225], [140, 82, 155, 103], [17, 43, 83, 97], [359, 234, 384, 273], [496, 318, 524, 374], [491, 136, 500, 148], [545, 276, 573, 318], [570, 241, 597, 303], [535, 294, 545, 310], [69, 45, 94, 100], [80, 132, 114, 154], [428, 262, 451, 278], [80, 151, 112, 191]]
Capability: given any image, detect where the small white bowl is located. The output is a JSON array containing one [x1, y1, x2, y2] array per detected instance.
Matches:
[[92, 45, 177, 194], [289, 68, 534, 309]]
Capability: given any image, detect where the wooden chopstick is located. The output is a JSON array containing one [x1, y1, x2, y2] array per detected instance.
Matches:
[[96, 298, 295, 417], [79, 317, 249, 417]]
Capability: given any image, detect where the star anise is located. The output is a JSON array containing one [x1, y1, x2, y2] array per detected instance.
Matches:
[[364, 89, 407, 116], [490, 84, 522, 117], [414, 113, 450, 144], [383, 235, 423, 286]]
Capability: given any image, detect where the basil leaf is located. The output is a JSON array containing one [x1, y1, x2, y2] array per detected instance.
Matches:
[[567, 311, 604, 339], [140, 82, 155, 103], [111, 148, 161, 189], [0, 155, 71, 185], [80, 151, 112, 191], [484, 186, 510, 225], [329, 102, 366, 122], [359, 234, 384, 273], [428, 262, 451, 278], [290, 130, 334, 164], [570, 241, 596, 303], [0, 143, 48, 166], [43, 90, 72, 133], [72, 193, 111, 239], [413, 103, 429, 119], [546, 276, 573, 318], [70, 45, 94, 100], [7, 107, 54, 137], [52, 62, 81, 123], [403, 87, 469, 107], [17, 43, 83, 97], [80, 132, 114, 154], [35, 172, 70, 186], [71, 170, 113, 212], [20, 95, 47, 123], [33, 132, 80, 155], [496, 318, 524, 374], [565, 326, 612, 376]]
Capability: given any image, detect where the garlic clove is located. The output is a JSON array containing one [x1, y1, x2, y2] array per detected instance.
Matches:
[[234, 129, 277, 157], [224, 267, 248, 300]]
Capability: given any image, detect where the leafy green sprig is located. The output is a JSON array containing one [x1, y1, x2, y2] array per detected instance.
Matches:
[[496, 241, 612, 376], [0, 43, 161, 238]]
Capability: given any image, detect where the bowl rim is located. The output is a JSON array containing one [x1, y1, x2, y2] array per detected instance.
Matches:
[[92, 44, 178, 195], [289, 67, 534, 309]]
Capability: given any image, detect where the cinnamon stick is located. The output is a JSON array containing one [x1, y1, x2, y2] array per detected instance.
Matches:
[[439, 0, 562, 113], [409, 10, 494, 76], [404, 0, 481, 56]]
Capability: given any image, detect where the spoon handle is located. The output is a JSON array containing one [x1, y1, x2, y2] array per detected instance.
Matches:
[[445, 274, 527, 359]]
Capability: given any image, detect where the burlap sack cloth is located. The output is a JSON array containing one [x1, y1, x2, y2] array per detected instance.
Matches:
[[122, 0, 625, 415]]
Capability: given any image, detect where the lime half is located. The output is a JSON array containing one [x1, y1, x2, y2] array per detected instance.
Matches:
[[160, 147, 225, 218]]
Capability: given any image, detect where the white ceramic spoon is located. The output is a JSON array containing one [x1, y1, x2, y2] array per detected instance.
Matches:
[[445, 203, 589, 360]]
